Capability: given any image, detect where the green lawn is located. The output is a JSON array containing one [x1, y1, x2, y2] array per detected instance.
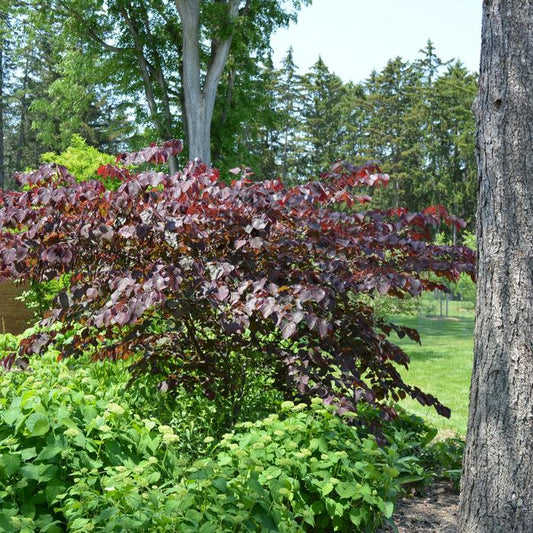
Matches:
[[389, 303, 475, 436]]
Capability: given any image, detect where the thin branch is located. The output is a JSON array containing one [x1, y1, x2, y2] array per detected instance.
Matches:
[[204, 0, 240, 97], [67, 8, 133, 54]]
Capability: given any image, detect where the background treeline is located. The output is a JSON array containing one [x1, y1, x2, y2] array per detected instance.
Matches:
[[1, 1, 477, 228]]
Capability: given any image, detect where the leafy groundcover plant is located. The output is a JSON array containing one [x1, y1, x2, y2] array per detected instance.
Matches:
[[0, 349, 174, 532], [0, 348, 427, 532], [0, 140, 474, 421]]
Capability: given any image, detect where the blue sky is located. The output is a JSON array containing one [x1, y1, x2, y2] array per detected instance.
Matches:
[[271, 0, 482, 82]]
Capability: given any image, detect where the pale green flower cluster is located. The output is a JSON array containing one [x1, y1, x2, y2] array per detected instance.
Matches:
[[158, 424, 180, 444]]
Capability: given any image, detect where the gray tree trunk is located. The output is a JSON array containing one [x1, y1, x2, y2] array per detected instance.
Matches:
[[459, 1, 533, 531], [175, 0, 239, 165], [0, 37, 4, 191]]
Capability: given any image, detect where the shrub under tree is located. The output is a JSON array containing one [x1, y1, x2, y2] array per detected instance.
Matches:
[[0, 140, 475, 425]]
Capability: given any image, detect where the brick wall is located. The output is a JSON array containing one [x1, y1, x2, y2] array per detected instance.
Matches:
[[0, 281, 33, 334]]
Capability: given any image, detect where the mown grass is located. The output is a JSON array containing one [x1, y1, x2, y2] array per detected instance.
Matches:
[[390, 301, 475, 436]]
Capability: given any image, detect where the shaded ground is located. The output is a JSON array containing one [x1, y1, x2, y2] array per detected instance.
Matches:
[[380, 482, 459, 532]]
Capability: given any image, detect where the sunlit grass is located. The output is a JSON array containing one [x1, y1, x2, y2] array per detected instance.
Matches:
[[390, 301, 475, 436]]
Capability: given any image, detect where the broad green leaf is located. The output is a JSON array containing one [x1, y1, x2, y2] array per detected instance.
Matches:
[[334, 501, 345, 517], [35, 513, 64, 533], [302, 509, 315, 526], [37, 441, 65, 461], [398, 475, 425, 484], [211, 477, 227, 492], [0, 453, 21, 476], [321, 481, 334, 496], [82, 405, 98, 424], [94, 507, 119, 524], [248, 475, 267, 497], [263, 466, 281, 479], [145, 470, 161, 484], [257, 512, 277, 531], [70, 518, 91, 531], [20, 447, 38, 461], [335, 481, 358, 499], [19, 464, 39, 480], [382, 500, 395, 519], [184, 508, 203, 524], [44, 482, 67, 504], [38, 463, 59, 482], [42, 525, 64, 533], [164, 498, 180, 513], [26, 413, 50, 436], [311, 500, 324, 514], [309, 437, 328, 452], [349, 509, 363, 526], [2, 407, 21, 426]]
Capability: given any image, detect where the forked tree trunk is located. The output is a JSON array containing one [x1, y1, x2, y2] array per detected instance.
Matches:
[[175, 0, 240, 165], [459, 1, 533, 531]]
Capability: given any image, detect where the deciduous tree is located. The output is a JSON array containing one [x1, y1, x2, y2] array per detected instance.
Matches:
[[43, 0, 309, 167]]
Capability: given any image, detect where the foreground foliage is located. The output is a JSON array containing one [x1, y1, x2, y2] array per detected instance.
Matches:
[[0, 141, 475, 422], [0, 346, 436, 532]]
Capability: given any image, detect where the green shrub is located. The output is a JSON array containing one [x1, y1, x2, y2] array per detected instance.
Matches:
[[420, 437, 464, 492], [379, 407, 464, 493], [18, 278, 71, 319], [0, 334, 19, 354], [40, 135, 114, 183], [362, 293, 422, 318], [0, 351, 179, 532], [61, 400, 422, 532], [0, 348, 428, 532], [123, 363, 285, 458]]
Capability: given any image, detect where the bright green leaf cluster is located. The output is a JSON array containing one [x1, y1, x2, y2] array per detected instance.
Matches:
[[40, 135, 114, 182]]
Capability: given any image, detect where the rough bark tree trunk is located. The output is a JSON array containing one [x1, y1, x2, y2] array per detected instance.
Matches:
[[459, 1, 533, 532]]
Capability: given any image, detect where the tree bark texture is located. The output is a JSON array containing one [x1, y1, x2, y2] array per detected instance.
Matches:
[[459, 1, 533, 532]]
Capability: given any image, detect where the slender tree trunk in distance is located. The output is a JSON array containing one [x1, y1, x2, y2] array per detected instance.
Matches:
[[15, 67, 29, 172], [459, 1, 533, 531], [0, 39, 4, 191]]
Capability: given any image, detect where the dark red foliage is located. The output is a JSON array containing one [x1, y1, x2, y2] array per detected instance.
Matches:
[[0, 140, 475, 420]]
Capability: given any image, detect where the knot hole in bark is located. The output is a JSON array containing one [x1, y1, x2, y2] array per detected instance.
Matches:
[[494, 98, 502, 110]]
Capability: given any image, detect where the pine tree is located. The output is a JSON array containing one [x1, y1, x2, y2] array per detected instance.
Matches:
[[359, 58, 425, 210], [298, 57, 349, 177]]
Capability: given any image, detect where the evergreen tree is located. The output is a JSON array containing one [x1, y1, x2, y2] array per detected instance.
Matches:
[[424, 62, 477, 229], [275, 47, 304, 182], [1, 2, 133, 183], [359, 57, 425, 210], [298, 57, 349, 177]]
